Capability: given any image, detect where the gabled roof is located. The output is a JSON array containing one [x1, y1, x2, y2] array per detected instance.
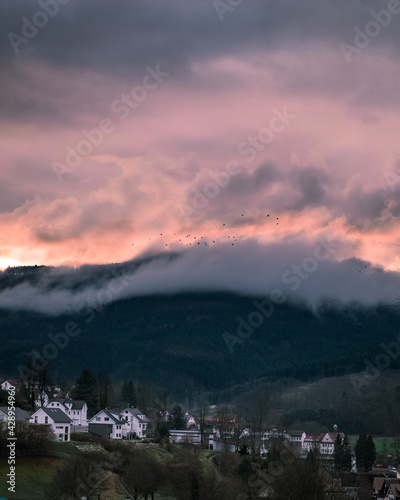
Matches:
[[373, 477, 385, 492], [321, 432, 345, 442], [120, 407, 150, 422], [0, 406, 31, 421], [0, 379, 19, 386], [389, 480, 400, 498], [40, 408, 72, 423], [304, 432, 345, 443], [48, 399, 86, 410], [90, 409, 124, 425], [122, 407, 143, 416]]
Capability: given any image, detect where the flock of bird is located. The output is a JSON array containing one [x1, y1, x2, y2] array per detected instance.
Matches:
[[131, 213, 280, 248], [130, 215, 373, 276]]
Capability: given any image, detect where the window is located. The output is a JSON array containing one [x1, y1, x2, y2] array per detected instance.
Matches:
[[45, 416, 48, 424], [34, 416, 38, 424], [96, 417, 101, 421], [104, 417, 109, 421]]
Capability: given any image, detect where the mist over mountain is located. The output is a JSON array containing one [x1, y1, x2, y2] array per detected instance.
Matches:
[[1, 277, 399, 397], [0, 240, 399, 316]]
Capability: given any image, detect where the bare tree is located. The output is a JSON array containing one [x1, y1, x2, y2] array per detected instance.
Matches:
[[120, 451, 165, 500], [36, 361, 53, 407], [196, 399, 208, 445], [248, 395, 269, 455], [45, 455, 108, 499], [213, 405, 235, 454]]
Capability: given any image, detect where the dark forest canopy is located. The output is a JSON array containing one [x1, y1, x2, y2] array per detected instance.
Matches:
[[1, 289, 399, 391]]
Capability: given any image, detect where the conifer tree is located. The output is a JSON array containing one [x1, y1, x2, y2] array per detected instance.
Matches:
[[365, 434, 376, 471], [71, 368, 99, 417]]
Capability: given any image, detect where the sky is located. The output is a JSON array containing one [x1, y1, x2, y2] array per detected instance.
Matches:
[[1, 0, 400, 309]]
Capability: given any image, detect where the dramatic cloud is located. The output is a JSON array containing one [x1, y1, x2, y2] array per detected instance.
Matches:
[[0, 0, 399, 299]]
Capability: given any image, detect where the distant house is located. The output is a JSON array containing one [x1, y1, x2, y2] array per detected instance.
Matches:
[[386, 478, 400, 499], [0, 406, 30, 427], [30, 407, 72, 442], [262, 426, 285, 440], [88, 410, 125, 439], [301, 430, 345, 456], [284, 429, 306, 445], [209, 436, 236, 452], [45, 399, 88, 427], [169, 429, 201, 445], [119, 407, 150, 439], [33, 390, 50, 408], [185, 413, 198, 429], [373, 477, 387, 498], [0, 380, 19, 391]]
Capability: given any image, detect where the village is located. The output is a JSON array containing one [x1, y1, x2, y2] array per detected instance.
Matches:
[[1, 377, 400, 499]]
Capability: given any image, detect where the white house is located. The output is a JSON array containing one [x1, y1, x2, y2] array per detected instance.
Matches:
[[45, 399, 88, 427], [0, 380, 18, 391], [88, 410, 125, 439], [185, 412, 198, 429], [119, 407, 150, 438], [30, 407, 72, 442], [33, 390, 50, 408], [284, 429, 306, 445], [301, 430, 345, 456]]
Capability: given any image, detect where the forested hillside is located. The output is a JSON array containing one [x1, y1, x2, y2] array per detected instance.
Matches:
[[0, 286, 398, 395]]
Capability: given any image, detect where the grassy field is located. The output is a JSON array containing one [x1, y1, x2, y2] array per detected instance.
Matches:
[[0, 441, 220, 500], [348, 435, 395, 455], [0, 456, 63, 500]]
